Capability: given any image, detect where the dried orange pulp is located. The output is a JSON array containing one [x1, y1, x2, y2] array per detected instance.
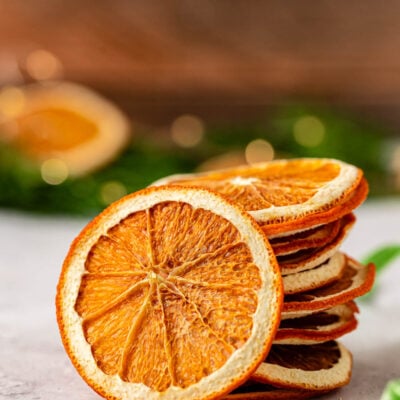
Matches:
[[56, 186, 283, 400], [0, 82, 129, 176], [152, 159, 367, 235]]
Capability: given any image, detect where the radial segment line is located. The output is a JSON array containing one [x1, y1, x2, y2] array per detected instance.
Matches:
[[169, 275, 256, 292], [190, 207, 237, 254], [84, 271, 147, 278], [156, 284, 177, 386], [249, 184, 274, 207], [223, 185, 246, 202], [169, 241, 244, 277], [163, 282, 235, 353], [82, 279, 149, 323], [118, 281, 156, 379]]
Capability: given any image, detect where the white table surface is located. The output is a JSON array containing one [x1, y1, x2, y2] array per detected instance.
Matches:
[[0, 200, 399, 400]]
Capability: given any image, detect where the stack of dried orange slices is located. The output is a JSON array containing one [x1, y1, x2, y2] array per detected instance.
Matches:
[[152, 158, 375, 399], [56, 158, 374, 400]]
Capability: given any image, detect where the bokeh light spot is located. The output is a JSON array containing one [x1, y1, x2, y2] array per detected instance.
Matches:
[[41, 158, 69, 185], [245, 139, 274, 164], [293, 116, 325, 147], [100, 181, 127, 205], [171, 114, 204, 148], [26, 50, 63, 81]]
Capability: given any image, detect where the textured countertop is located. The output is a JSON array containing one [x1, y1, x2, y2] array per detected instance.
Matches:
[[1, 200, 399, 399]]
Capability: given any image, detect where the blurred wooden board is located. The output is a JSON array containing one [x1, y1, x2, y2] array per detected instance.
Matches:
[[1, 1, 400, 128]]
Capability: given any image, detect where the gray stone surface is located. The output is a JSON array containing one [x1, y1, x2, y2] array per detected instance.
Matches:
[[0, 200, 399, 399]]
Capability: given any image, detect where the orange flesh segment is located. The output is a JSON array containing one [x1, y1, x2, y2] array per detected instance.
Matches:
[[13, 108, 98, 155], [74, 201, 262, 391], [172, 161, 341, 212]]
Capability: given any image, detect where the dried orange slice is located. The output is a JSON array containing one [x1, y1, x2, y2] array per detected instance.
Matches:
[[278, 213, 355, 275], [260, 177, 368, 236], [282, 252, 346, 295], [252, 341, 352, 391], [282, 257, 375, 317], [152, 159, 365, 234], [226, 381, 328, 399], [275, 302, 358, 344], [270, 218, 341, 256], [56, 186, 283, 400], [0, 82, 130, 176]]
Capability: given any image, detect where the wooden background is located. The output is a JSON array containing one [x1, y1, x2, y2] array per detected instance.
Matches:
[[2, 1, 400, 132]]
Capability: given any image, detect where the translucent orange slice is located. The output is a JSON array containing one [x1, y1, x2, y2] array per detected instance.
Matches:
[[252, 341, 352, 391], [56, 186, 283, 400], [275, 302, 358, 345], [152, 159, 365, 234], [0, 82, 129, 176]]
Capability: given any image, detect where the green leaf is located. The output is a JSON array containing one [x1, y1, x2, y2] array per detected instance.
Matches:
[[381, 379, 400, 400], [362, 245, 400, 273], [360, 244, 400, 301]]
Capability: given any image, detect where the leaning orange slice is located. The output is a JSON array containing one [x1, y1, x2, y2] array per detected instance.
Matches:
[[56, 186, 282, 400], [0, 82, 130, 176], [152, 159, 366, 235]]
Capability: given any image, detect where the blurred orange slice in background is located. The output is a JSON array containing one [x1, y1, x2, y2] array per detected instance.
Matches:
[[0, 82, 130, 177], [56, 185, 283, 400]]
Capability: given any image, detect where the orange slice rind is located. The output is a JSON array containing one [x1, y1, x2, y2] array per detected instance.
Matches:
[[56, 185, 283, 400], [275, 302, 358, 345], [252, 341, 352, 391]]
